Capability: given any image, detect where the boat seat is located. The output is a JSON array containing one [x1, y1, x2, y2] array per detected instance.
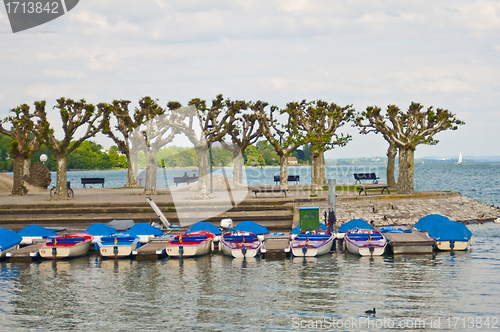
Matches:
[[51, 237, 86, 244], [297, 235, 331, 240], [174, 236, 209, 242], [348, 234, 384, 240], [224, 235, 258, 242]]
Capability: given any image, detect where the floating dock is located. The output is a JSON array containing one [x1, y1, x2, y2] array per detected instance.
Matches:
[[132, 238, 171, 259], [261, 234, 290, 256], [6, 240, 47, 261], [383, 231, 435, 254]]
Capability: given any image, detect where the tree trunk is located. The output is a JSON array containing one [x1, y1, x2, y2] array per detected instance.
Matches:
[[195, 145, 210, 199], [143, 149, 157, 195], [279, 154, 288, 190], [22, 159, 31, 180], [124, 152, 139, 188], [232, 150, 244, 184], [130, 148, 139, 185], [54, 153, 70, 200], [397, 147, 415, 194], [11, 155, 26, 195], [386, 143, 397, 188], [310, 151, 323, 193]]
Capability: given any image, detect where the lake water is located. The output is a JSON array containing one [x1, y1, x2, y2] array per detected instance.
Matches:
[[1, 223, 499, 331], [2, 162, 499, 331]]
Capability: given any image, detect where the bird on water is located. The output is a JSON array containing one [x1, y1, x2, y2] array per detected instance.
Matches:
[[365, 308, 376, 314]]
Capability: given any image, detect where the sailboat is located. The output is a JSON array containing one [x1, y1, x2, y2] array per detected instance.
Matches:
[[456, 152, 462, 165]]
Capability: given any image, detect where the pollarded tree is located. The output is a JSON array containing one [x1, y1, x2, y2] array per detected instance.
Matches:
[[167, 95, 235, 198], [131, 97, 176, 195], [35, 98, 104, 199], [100, 99, 147, 188], [256, 101, 306, 190], [355, 105, 401, 188], [219, 99, 263, 184], [0, 104, 42, 195], [299, 100, 354, 192], [356, 103, 464, 194]]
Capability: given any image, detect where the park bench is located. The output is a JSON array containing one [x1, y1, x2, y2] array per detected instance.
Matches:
[[274, 175, 300, 184], [358, 186, 390, 196], [173, 176, 198, 186], [252, 188, 289, 198], [353, 173, 379, 184], [81, 178, 105, 188]]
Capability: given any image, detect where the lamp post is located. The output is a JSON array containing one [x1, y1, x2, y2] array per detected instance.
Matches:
[[40, 154, 47, 164], [207, 124, 213, 194]]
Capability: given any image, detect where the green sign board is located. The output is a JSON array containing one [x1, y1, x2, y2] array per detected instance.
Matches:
[[299, 207, 319, 232]]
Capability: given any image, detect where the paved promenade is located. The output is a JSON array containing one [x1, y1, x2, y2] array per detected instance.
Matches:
[[0, 185, 499, 230]]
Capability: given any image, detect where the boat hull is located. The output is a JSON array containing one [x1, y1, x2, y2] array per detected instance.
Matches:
[[345, 229, 387, 257], [166, 240, 212, 257], [40, 241, 92, 259], [435, 239, 470, 251], [289, 232, 335, 257], [99, 242, 139, 258], [220, 241, 261, 258]]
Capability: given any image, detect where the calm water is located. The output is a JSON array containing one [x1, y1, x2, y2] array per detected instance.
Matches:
[[2, 163, 499, 331], [0, 223, 498, 331]]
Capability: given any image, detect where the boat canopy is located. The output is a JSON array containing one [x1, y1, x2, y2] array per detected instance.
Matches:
[[186, 222, 221, 235], [125, 223, 163, 237], [291, 223, 328, 235], [230, 221, 268, 235], [414, 214, 451, 232], [0, 228, 22, 250], [17, 225, 57, 238], [428, 220, 472, 241], [338, 219, 374, 233], [86, 224, 117, 236]]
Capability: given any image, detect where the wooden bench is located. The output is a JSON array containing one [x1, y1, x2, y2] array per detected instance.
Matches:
[[252, 189, 289, 198], [274, 175, 300, 184], [354, 173, 379, 184], [173, 176, 198, 186], [358, 186, 390, 195], [81, 178, 105, 188]]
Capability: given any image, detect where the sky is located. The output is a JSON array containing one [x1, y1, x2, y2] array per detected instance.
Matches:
[[1, 0, 499, 160]]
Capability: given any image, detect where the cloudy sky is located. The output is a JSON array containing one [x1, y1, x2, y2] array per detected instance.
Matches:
[[1, 0, 499, 159]]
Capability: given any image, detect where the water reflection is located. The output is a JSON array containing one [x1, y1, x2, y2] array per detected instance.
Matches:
[[0, 224, 498, 331]]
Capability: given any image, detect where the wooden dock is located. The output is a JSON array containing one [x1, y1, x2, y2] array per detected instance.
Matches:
[[6, 241, 46, 261], [384, 231, 435, 254], [261, 234, 290, 256], [133, 238, 171, 259]]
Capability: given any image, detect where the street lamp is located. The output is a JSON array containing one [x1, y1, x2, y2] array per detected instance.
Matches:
[[40, 154, 47, 164], [207, 124, 213, 194]]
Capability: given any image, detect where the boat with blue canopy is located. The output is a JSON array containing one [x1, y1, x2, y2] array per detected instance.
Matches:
[[85, 224, 117, 244], [17, 225, 57, 245], [414, 214, 450, 232], [95, 234, 141, 258], [124, 223, 163, 243], [337, 219, 374, 239], [0, 228, 22, 258], [428, 220, 472, 251]]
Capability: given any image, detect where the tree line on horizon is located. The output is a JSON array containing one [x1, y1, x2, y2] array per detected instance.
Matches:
[[0, 95, 464, 199]]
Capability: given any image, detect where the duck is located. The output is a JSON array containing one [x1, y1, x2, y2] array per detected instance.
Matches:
[[365, 308, 376, 314]]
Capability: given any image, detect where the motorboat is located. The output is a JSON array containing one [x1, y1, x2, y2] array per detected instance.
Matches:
[[344, 228, 387, 256], [95, 234, 141, 258], [39, 233, 93, 259]]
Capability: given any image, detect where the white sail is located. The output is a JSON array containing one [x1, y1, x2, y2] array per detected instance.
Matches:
[[457, 152, 462, 165]]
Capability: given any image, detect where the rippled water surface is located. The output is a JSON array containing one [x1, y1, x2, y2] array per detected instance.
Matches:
[[0, 224, 499, 331]]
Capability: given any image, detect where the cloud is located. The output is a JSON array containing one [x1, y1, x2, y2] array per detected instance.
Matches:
[[0, 0, 499, 157]]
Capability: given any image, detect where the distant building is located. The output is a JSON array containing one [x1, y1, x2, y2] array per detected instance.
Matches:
[[288, 157, 298, 165]]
